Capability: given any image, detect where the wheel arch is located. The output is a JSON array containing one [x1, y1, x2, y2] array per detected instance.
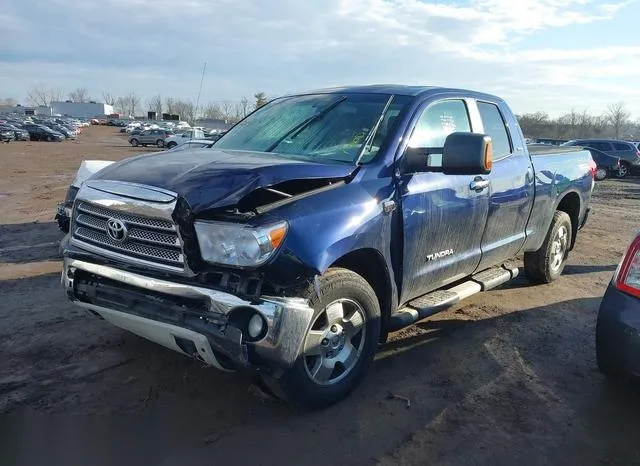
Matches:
[[330, 248, 392, 342], [555, 190, 581, 249]]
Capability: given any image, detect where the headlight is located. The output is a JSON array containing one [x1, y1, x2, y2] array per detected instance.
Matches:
[[194, 220, 288, 267]]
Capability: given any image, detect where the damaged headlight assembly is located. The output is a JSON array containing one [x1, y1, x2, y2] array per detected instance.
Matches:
[[194, 220, 288, 267]]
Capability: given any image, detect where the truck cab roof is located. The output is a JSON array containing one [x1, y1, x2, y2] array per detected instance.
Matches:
[[292, 84, 505, 102]]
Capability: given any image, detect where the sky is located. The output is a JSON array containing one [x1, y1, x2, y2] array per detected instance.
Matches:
[[1, 0, 639, 117]]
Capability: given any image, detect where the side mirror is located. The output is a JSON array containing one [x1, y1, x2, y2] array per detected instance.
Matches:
[[442, 132, 492, 175]]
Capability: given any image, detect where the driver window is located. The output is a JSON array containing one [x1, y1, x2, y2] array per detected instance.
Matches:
[[408, 100, 471, 167]]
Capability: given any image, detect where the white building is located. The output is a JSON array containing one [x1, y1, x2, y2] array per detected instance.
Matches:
[[50, 101, 115, 118]]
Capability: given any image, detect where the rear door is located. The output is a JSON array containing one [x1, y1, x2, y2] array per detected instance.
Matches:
[[398, 98, 490, 302], [474, 100, 535, 270]]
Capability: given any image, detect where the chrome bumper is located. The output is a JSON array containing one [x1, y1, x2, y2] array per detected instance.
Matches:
[[62, 258, 315, 371]]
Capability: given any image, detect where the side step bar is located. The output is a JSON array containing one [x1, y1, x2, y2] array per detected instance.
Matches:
[[388, 264, 519, 331]]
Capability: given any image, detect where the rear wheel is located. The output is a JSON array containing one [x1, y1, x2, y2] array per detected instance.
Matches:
[[524, 210, 572, 284], [260, 268, 381, 409], [156, 139, 164, 148], [594, 167, 608, 181], [130, 138, 139, 147], [616, 162, 630, 178]]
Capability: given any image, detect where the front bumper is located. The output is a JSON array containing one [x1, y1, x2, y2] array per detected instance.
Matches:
[[62, 258, 315, 371], [596, 283, 640, 378]]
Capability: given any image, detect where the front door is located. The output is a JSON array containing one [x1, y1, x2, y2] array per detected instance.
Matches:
[[398, 98, 490, 303]]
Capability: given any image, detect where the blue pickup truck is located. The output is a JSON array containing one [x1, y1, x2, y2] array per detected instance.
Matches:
[[61, 85, 595, 408]]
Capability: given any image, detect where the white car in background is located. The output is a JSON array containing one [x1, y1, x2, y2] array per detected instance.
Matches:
[[164, 129, 205, 148], [166, 138, 215, 151]]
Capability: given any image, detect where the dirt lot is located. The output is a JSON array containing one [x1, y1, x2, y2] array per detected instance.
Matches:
[[1, 127, 639, 465]]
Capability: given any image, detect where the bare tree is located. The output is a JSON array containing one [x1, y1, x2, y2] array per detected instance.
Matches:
[[26, 84, 62, 106], [68, 87, 90, 103], [114, 96, 128, 115], [202, 102, 223, 119], [124, 92, 140, 117], [606, 102, 630, 139], [147, 94, 163, 117], [239, 97, 251, 119], [164, 97, 176, 115], [221, 101, 234, 122], [102, 91, 116, 105], [558, 109, 580, 139], [254, 92, 268, 109], [517, 112, 549, 138], [166, 99, 195, 123]]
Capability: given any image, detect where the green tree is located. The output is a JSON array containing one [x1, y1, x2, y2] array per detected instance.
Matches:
[[254, 92, 268, 109]]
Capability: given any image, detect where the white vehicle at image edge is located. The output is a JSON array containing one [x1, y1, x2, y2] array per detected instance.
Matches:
[[55, 160, 114, 233]]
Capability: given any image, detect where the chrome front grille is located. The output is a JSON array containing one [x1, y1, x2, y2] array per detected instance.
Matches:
[[71, 200, 184, 271]]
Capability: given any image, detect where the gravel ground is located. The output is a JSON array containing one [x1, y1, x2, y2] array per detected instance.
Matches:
[[0, 127, 639, 466]]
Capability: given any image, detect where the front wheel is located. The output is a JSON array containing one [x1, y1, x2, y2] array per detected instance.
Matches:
[[130, 138, 139, 147], [167, 141, 177, 149], [524, 210, 572, 284], [260, 268, 381, 409]]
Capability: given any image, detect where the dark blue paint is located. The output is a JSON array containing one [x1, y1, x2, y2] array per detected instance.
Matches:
[[92, 86, 594, 314], [596, 282, 640, 377], [93, 149, 355, 214]]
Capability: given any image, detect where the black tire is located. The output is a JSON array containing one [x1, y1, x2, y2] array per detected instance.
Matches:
[[130, 138, 139, 147], [167, 141, 177, 149], [46, 136, 52, 142], [156, 139, 164, 148], [260, 268, 381, 409], [524, 210, 572, 284], [615, 162, 630, 178], [594, 167, 608, 181]]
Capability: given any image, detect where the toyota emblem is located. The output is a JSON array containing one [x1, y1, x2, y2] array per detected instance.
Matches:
[[106, 218, 128, 242]]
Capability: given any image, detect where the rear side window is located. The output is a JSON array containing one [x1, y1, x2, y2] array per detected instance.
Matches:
[[613, 142, 632, 151], [585, 141, 612, 152], [409, 100, 471, 149], [477, 102, 512, 159]]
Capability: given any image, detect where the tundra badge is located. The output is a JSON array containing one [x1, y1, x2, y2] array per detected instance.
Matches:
[[427, 249, 454, 261]]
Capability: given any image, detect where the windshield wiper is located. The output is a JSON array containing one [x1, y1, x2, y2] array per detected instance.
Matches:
[[354, 95, 394, 165], [265, 96, 347, 153]]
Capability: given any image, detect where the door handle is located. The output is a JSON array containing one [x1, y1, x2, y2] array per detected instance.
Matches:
[[469, 177, 489, 192]]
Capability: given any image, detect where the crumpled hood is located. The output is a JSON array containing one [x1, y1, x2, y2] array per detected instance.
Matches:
[[92, 149, 355, 213]]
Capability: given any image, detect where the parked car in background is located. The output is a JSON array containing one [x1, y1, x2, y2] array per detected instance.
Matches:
[[596, 230, 640, 381], [561, 139, 640, 177], [585, 148, 623, 180], [0, 128, 15, 142], [60, 85, 595, 408], [129, 129, 174, 147], [23, 124, 64, 142], [166, 139, 215, 151], [0, 124, 28, 141], [164, 129, 205, 148], [51, 124, 76, 140]]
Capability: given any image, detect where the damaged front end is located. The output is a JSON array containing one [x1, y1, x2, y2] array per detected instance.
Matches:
[[62, 164, 352, 373]]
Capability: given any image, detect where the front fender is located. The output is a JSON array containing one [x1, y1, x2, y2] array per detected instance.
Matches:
[[263, 177, 398, 298]]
